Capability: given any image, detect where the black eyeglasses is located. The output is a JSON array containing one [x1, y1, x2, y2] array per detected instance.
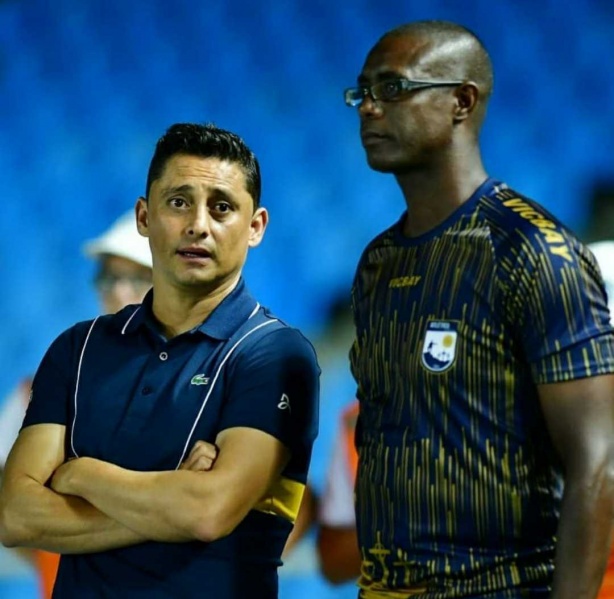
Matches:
[[344, 78, 464, 107]]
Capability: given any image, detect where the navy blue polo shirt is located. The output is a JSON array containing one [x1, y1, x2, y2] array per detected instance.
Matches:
[[23, 278, 320, 599]]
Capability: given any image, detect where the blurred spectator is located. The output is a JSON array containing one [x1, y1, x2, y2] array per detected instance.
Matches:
[[82, 211, 153, 314], [589, 241, 614, 315], [0, 210, 152, 598], [280, 293, 358, 598], [591, 240, 614, 599], [317, 400, 361, 585]]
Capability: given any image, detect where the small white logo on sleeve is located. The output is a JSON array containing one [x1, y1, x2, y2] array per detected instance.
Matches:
[[278, 393, 291, 412]]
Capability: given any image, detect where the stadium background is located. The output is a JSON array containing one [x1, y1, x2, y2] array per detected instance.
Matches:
[[0, 0, 613, 597]]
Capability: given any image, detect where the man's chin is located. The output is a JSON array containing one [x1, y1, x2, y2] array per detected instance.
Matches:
[[366, 155, 400, 173], [173, 274, 214, 290]]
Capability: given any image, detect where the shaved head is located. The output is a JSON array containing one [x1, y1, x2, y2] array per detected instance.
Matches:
[[356, 20, 495, 173], [374, 21, 494, 127], [381, 21, 493, 96]]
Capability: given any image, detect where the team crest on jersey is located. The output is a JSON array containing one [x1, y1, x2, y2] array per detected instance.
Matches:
[[421, 321, 459, 373]]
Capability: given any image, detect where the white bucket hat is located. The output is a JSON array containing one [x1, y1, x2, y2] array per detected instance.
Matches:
[[82, 211, 152, 269]]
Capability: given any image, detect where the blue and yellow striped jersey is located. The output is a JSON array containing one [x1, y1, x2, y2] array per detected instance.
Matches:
[[350, 178, 614, 598]]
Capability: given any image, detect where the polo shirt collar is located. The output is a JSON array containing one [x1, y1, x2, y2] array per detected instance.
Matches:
[[121, 278, 259, 340]]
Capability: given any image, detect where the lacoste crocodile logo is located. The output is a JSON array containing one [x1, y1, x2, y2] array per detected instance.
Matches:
[[190, 374, 210, 386]]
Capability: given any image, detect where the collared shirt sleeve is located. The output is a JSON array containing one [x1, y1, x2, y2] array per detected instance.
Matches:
[[509, 234, 614, 384], [22, 324, 86, 429], [220, 326, 320, 460]]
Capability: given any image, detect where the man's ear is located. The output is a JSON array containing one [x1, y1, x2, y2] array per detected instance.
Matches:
[[248, 207, 269, 248], [453, 82, 479, 122], [135, 197, 149, 238]]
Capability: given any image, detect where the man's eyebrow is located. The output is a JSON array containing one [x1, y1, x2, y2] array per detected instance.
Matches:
[[208, 187, 235, 203], [160, 183, 237, 203], [160, 184, 195, 196]]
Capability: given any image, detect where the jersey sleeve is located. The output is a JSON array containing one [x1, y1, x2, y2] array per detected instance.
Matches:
[[508, 233, 614, 384], [22, 324, 87, 428], [220, 326, 320, 461]]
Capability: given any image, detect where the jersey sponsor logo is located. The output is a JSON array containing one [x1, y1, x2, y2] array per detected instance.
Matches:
[[500, 197, 573, 263], [190, 373, 210, 386], [421, 321, 458, 373], [277, 393, 291, 412], [389, 275, 421, 288]]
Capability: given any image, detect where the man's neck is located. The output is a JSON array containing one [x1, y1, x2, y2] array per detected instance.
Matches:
[[151, 276, 240, 339], [395, 146, 488, 238]]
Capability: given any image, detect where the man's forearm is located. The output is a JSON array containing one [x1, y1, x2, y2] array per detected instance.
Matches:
[[58, 458, 220, 543], [550, 471, 614, 598], [1, 477, 147, 554]]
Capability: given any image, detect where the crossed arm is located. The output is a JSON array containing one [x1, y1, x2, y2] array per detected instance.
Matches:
[[0, 423, 289, 554], [540, 374, 614, 599]]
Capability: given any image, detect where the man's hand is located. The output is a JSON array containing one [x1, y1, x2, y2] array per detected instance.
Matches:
[[179, 441, 218, 472], [50, 457, 89, 496], [50, 439, 218, 496]]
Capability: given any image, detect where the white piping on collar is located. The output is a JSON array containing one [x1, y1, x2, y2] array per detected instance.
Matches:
[[121, 307, 141, 335]]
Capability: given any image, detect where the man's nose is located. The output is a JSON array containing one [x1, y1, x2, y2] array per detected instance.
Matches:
[[358, 93, 384, 118], [187, 205, 210, 236]]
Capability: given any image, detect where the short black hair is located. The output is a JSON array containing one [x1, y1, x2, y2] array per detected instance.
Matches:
[[145, 123, 261, 208]]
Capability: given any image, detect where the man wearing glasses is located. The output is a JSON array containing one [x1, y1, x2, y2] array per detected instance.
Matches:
[[346, 20, 614, 598], [86, 211, 154, 315]]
